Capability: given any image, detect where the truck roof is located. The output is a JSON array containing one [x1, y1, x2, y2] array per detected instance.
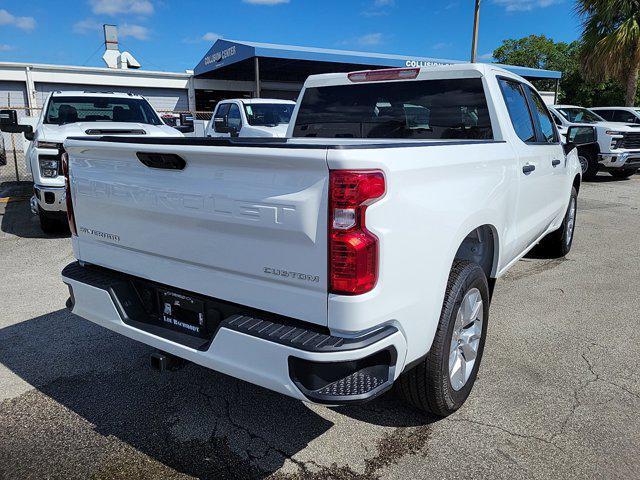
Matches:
[[302, 63, 531, 88], [50, 91, 145, 99], [220, 98, 296, 105]]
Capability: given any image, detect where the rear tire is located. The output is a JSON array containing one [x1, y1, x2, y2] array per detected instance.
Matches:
[[609, 168, 637, 179], [397, 261, 489, 416], [531, 187, 577, 259]]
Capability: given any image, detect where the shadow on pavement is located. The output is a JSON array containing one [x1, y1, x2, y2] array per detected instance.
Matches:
[[586, 172, 636, 183], [0, 194, 69, 239], [0, 309, 435, 479]]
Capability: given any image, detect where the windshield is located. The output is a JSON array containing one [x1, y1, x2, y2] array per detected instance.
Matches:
[[44, 96, 162, 125], [243, 103, 294, 126], [556, 107, 603, 124], [293, 78, 493, 139]]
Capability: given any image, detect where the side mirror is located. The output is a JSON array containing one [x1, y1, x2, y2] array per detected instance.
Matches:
[[214, 117, 229, 133], [0, 109, 18, 128], [0, 109, 35, 138], [566, 125, 596, 146]]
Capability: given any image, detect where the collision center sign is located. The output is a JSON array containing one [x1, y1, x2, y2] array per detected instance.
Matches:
[[204, 45, 237, 66]]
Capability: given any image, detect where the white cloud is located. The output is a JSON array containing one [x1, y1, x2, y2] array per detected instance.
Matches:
[[363, 0, 395, 17], [90, 0, 154, 16], [432, 42, 451, 50], [119, 23, 150, 40], [0, 44, 14, 51], [73, 18, 102, 34], [242, 0, 289, 4], [493, 0, 563, 12], [356, 33, 384, 46], [202, 32, 221, 42], [479, 52, 494, 60], [0, 9, 36, 31]]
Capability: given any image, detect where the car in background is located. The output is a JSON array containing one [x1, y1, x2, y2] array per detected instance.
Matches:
[[589, 107, 640, 124], [205, 99, 295, 138], [0, 91, 182, 233], [549, 104, 640, 179]]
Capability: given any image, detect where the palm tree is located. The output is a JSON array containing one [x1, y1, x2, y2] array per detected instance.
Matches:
[[576, 0, 640, 106]]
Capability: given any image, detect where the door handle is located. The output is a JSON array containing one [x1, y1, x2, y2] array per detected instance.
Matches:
[[552, 159, 561, 167], [522, 164, 536, 175]]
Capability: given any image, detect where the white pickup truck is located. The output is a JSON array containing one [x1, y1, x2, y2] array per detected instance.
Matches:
[[60, 65, 581, 416], [549, 105, 640, 179], [205, 99, 295, 138], [0, 91, 180, 233]]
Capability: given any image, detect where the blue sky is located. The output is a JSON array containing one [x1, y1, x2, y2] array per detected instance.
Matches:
[[0, 0, 581, 72]]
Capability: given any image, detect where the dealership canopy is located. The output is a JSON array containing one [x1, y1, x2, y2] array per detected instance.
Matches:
[[194, 39, 562, 84]]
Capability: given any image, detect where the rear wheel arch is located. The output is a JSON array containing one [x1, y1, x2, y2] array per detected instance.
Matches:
[[453, 224, 499, 280], [573, 174, 581, 195]]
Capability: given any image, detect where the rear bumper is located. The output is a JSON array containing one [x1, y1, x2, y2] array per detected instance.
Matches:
[[61, 262, 407, 405], [599, 152, 640, 169]]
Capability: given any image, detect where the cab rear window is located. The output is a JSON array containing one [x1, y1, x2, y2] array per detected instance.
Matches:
[[293, 78, 493, 140]]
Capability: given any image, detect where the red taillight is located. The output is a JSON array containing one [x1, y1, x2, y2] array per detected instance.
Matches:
[[61, 152, 77, 236], [329, 170, 385, 295], [347, 67, 420, 83]]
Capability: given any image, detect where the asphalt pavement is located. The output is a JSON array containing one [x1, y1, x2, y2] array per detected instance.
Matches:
[[1, 174, 639, 480]]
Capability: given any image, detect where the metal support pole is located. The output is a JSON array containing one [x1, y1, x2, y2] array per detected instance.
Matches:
[[254, 57, 261, 98], [24, 66, 36, 116], [470, 0, 481, 63], [554, 78, 560, 104]]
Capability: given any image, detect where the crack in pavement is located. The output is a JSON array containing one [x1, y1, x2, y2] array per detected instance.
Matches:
[[191, 379, 433, 479], [448, 417, 565, 452], [551, 344, 640, 444]]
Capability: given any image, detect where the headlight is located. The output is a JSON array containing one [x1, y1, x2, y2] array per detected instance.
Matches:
[[39, 156, 59, 177], [35, 141, 61, 149]]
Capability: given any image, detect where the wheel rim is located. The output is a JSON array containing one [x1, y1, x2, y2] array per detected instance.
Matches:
[[578, 156, 589, 174], [565, 197, 576, 246], [449, 288, 483, 391]]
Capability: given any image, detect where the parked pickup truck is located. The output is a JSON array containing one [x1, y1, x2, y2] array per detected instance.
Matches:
[[61, 65, 581, 416], [0, 91, 181, 233], [205, 98, 295, 138], [549, 105, 640, 179]]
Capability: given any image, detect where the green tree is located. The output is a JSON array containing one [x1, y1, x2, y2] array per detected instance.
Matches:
[[492, 34, 626, 106], [577, 0, 640, 106]]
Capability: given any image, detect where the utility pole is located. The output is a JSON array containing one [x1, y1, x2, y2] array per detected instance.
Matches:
[[470, 0, 481, 63]]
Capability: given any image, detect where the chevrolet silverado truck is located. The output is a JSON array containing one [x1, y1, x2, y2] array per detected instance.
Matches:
[[205, 99, 295, 138], [61, 65, 581, 416], [549, 105, 640, 179], [0, 91, 181, 233]]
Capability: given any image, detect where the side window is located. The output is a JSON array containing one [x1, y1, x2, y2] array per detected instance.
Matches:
[[227, 104, 242, 130], [498, 79, 536, 143], [551, 112, 563, 126], [596, 110, 614, 121], [613, 110, 636, 123], [528, 88, 558, 143], [213, 103, 230, 133]]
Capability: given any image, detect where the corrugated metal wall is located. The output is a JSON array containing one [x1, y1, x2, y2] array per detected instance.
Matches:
[[0, 80, 28, 107]]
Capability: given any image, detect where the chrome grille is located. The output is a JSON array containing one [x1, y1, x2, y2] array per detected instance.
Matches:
[[621, 133, 640, 149]]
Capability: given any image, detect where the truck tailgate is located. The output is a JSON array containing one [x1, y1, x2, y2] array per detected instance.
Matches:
[[64, 139, 329, 326]]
